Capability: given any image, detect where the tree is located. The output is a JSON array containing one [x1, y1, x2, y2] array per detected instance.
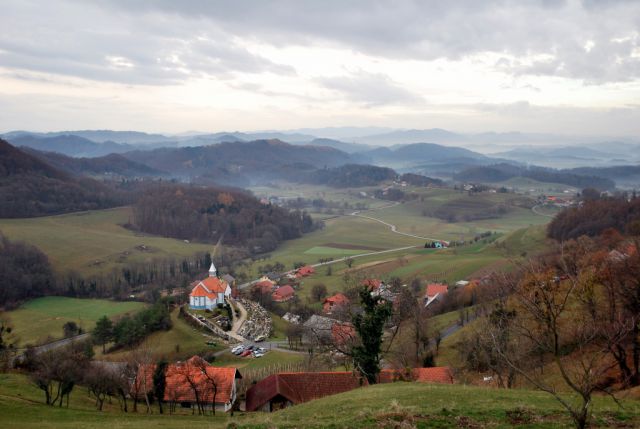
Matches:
[[351, 286, 393, 384], [84, 364, 118, 411], [344, 257, 354, 269], [63, 321, 80, 338], [310, 283, 328, 302], [93, 316, 114, 353], [325, 265, 332, 276], [153, 360, 168, 414], [0, 317, 15, 371]]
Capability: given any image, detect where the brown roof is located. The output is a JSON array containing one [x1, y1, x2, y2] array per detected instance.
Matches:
[[324, 293, 350, 305], [425, 283, 448, 298], [272, 285, 295, 301], [245, 371, 366, 411], [362, 279, 383, 289]]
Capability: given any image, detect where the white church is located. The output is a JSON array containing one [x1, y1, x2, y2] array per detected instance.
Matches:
[[189, 262, 232, 310]]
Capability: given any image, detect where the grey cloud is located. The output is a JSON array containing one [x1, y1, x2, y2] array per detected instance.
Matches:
[[316, 72, 423, 106]]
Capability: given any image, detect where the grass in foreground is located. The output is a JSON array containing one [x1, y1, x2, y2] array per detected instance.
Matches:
[[6, 297, 146, 347], [1, 373, 638, 428]]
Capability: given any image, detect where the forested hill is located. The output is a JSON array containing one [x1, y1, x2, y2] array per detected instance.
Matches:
[[0, 139, 124, 218], [454, 163, 615, 190], [22, 148, 166, 178], [123, 139, 352, 180], [131, 184, 318, 253]]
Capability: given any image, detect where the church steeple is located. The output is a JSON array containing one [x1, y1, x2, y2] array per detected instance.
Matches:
[[208, 261, 217, 277]]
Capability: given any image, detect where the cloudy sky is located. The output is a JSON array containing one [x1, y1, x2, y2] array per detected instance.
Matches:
[[1, 0, 640, 136]]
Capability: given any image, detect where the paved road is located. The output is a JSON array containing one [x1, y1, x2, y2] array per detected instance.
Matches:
[[531, 204, 556, 218]]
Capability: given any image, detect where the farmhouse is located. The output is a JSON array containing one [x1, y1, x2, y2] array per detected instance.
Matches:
[[253, 280, 276, 295], [136, 356, 242, 412], [246, 367, 454, 412], [323, 293, 350, 314], [189, 262, 232, 310], [424, 283, 449, 307], [245, 372, 366, 412], [272, 285, 295, 302], [295, 265, 315, 278]]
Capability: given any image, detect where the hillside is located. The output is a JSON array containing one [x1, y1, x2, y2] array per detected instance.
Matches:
[[454, 163, 615, 190], [22, 148, 166, 178], [5, 134, 136, 158], [0, 373, 637, 428], [0, 139, 123, 218], [123, 139, 353, 185]]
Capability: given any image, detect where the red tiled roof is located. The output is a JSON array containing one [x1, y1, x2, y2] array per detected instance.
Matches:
[[362, 279, 382, 289], [253, 281, 275, 294], [245, 372, 366, 411], [331, 323, 356, 346], [272, 285, 295, 301], [324, 293, 350, 305], [135, 356, 241, 406], [425, 283, 448, 298], [378, 367, 454, 384], [296, 266, 315, 276], [190, 277, 229, 298]]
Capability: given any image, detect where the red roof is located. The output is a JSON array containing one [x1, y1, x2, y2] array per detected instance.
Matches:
[[425, 283, 448, 298], [245, 372, 366, 411], [253, 281, 275, 294], [190, 277, 229, 298], [323, 293, 350, 314], [362, 279, 382, 290], [136, 356, 241, 406], [272, 285, 295, 302], [296, 266, 315, 277], [331, 323, 356, 346], [379, 367, 454, 384]]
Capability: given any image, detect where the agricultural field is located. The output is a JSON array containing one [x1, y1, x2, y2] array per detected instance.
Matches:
[[0, 207, 212, 276], [98, 308, 223, 362], [6, 297, 146, 347]]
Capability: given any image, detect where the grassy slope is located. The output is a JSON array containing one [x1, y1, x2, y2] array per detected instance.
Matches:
[[7, 297, 146, 347], [1, 373, 637, 429], [0, 207, 212, 276]]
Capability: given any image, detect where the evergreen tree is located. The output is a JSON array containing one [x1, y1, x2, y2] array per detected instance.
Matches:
[[92, 316, 113, 353], [352, 287, 393, 384], [153, 360, 168, 414]]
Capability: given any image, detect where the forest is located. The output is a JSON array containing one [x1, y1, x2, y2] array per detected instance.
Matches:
[[131, 184, 318, 253], [548, 195, 640, 240]]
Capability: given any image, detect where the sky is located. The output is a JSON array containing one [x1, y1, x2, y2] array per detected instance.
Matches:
[[1, 0, 640, 136]]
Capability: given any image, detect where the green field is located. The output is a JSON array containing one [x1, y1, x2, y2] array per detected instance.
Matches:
[[6, 297, 146, 347], [0, 372, 638, 428], [0, 207, 213, 276]]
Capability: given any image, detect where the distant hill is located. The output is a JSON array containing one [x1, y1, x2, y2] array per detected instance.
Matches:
[[307, 138, 375, 154], [5, 134, 136, 157], [22, 148, 166, 178], [3, 130, 174, 144], [454, 163, 616, 190], [0, 139, 124, 217], [357, 128, 466, 145], [123, 139, 353, 185]]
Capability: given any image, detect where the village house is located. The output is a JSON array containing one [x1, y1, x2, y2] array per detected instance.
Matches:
[[424, 283, 449, 307], [136, 356, 242, 412], [323, 293, 350, 314], [189, 262, 232, 310], [295, 265, 315, 278], [245, 367, 454, 412], [272, 285, 295, 302]]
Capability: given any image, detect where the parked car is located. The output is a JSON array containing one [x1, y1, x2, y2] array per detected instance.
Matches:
[[231, 345, 245, 354], [253, 351, 265, 358], [240, 350, 252, 357], [254, 335, 266, 342]]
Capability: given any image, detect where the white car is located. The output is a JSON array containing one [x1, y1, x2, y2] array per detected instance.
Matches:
[[254, 335, 266, 342], [231, 345, 245, 354], [253, 351, 265, 358]]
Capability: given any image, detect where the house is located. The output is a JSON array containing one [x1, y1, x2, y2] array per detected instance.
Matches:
[[245, 367, 454, 412], [424, 283, 449, 307], [323, 293, 350, 314], [331, 322, 356, 347], [245, 372, 366, 412], [302, 314, 338, 345], [362, 278, 383, 290], [189, 263, 232, 310], [295, 266, 315, 278], [135, 356, 242, 412], [272, 285, 295, 302], [253, 280, 276, 295]]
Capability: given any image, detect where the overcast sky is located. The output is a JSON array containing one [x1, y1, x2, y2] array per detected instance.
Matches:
[[1, 0, 640, 136]]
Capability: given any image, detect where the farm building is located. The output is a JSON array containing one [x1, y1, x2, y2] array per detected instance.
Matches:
[[424, 283, 449, 307], [272, 285, 295, 302], [246, 367, 453, 412], [189, 262, 232, 310], [295, 265, 315, 278], [323, 293, 350, 314], [135, 356, 242, 412]]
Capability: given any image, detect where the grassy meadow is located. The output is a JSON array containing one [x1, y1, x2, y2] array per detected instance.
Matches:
[[7, 296, 146, 347], [0, 207, 212, 276], [1, 372, 638, 429]]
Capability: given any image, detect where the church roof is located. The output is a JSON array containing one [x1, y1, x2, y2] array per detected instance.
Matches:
[[190, 277, 229, 298]]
